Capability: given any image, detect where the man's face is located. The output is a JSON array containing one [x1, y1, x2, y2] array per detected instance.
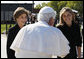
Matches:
[[48, 17, 55, 26]]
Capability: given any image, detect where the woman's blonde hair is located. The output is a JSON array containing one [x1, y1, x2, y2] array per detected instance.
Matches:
[[13, 7, 29, 21], [59, 7, 73, 25]]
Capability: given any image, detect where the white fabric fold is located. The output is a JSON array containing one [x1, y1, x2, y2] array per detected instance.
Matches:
[[10, 21, 70, 56]]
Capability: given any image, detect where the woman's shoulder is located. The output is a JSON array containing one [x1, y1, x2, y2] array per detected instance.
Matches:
[[8, 24, 20, 32], [8, 26, 15, 32], [72, 22, 80, 29], [56, 24, 64, 29]]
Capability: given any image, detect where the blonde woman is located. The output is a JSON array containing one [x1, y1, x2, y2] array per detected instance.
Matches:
[[57, 7, 82, 58]]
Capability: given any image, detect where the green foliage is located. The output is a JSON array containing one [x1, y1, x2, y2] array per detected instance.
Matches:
[[35, 2, 48, 9], [35, 1, 83, 16], [35, 4, 42, 9], [57, 1, 67, 12], [1, 24, 15, 33], [47, 1, 59, 12], [41, 2, 48, 7]]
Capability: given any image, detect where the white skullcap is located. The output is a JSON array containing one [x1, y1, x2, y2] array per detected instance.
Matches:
[[37, 6, 56, 23]]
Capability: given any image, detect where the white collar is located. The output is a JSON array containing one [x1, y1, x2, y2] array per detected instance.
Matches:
[[38, 21, 49, 26]]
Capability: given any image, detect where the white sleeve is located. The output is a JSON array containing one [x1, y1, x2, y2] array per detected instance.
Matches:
[[10, 26, 26, 51], [57, 29, 70, 56]]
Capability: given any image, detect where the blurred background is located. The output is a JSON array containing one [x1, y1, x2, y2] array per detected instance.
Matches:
[[1, 1, 83, 58]]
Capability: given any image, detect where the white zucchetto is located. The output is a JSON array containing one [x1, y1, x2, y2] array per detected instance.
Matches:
[[37, 6, 56, 23]]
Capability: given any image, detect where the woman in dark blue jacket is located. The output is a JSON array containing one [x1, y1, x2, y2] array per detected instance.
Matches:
[[57, 7, 82, 58], [7, 7, 29, 58]]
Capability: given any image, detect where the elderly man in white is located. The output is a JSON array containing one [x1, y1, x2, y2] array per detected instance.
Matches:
[[10, 6, 70, 58]]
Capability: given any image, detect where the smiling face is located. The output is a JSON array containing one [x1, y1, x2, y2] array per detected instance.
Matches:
[[16, 13, 27, 28], [62, 11, 73, 26]]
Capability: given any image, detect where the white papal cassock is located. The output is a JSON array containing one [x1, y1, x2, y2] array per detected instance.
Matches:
[[10, 21, 70, 58]]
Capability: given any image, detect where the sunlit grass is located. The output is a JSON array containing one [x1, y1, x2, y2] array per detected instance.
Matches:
[[1, 24, 15, 33]]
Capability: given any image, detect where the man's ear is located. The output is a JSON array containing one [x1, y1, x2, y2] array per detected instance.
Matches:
[[48, 17, 54, 26], [48, 17, 52, 25]]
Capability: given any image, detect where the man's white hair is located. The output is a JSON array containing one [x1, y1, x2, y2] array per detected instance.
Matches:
[[37, 6, 56, 23]]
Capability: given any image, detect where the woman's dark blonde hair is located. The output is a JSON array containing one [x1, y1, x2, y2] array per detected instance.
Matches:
[[59, 7, 73, 25], [13, 7, 29, 21]]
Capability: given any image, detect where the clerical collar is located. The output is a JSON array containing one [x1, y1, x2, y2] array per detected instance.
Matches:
[[38, 20, 49, 26]]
